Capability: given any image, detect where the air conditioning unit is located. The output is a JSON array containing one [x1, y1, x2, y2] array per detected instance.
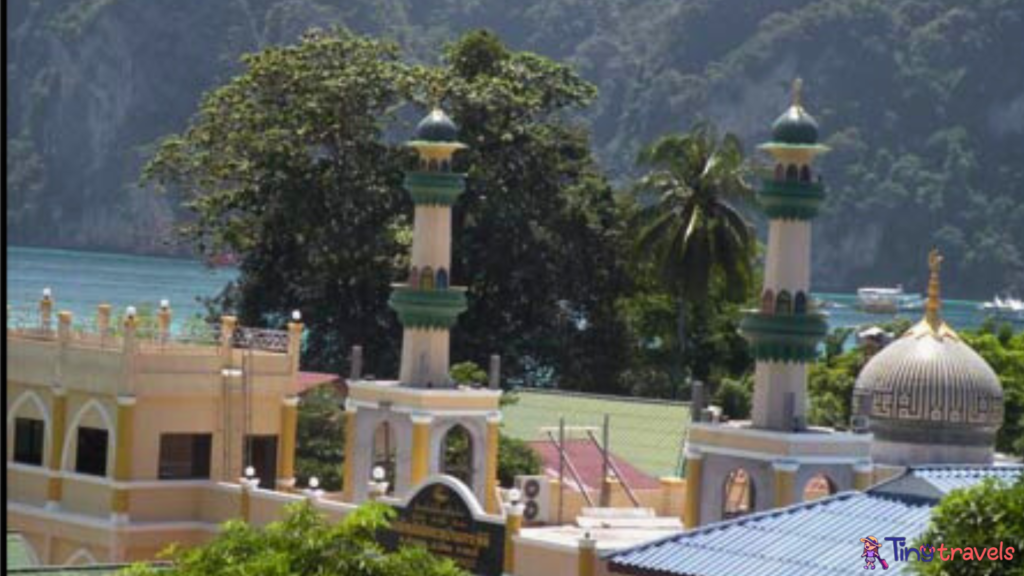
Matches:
[[515, 475, 551, 525]]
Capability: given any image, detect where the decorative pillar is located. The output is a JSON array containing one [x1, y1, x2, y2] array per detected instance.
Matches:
[[277, 396, 300, 491], [773, 460, 799, 508], [39, 288, 53, 333], [504, 502, 524, 575], [96, 304, 112, 338], [683, 448, 703, 528], [854, 461, 874, 491], [46, 388, 68, 509], [578, 534, 597, 576], [157, 300, 172, 343], [342, 405, 358, 502], [410, 414, 434, 487], [485, 412, 501, 514], [239, 477, 259, 522], [121, 308, 139, 396], [220, 316, 238, 366], [111, 395, 136, 523], [287, 315, 304, 374]]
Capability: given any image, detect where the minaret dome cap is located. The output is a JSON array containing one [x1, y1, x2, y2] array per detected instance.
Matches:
[[415, 108, 460, 143], [771, 78, 820, 145]]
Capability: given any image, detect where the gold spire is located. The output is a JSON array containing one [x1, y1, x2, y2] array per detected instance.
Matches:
[[907, 248, 958, 340], [791, 78, 804, 108], [925, 248, 943, 328]]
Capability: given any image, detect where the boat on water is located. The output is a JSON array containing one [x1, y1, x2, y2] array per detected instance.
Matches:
[[856, 285, 925, 314], [981, 296, 1024, 322]]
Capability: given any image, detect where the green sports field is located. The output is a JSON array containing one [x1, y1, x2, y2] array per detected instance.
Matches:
[[501, 389, 692, 478]]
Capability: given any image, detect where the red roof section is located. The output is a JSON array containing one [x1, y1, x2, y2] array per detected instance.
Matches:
[[527, 439, 661, 492], [295, 371, 343, 395]]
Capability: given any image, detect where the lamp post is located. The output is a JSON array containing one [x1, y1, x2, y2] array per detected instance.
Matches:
[[303, 476, 324, 500]]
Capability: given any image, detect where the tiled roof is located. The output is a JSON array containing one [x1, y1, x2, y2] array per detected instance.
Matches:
[[295, 371, 343, 395], [606, 466, 1022, 576], [502, 390, 691, 478], [527, 439, 662, 491]]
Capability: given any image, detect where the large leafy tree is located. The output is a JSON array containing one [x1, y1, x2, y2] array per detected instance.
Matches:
[[123, 501, 467, 576], [911, 476, 1024, 576], [631, 124, 757, 384], [145, 29, 630, 389]]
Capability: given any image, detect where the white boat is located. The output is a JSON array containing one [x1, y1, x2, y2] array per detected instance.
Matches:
[[981, 296, 1024, 321], [856, 285, 925, 314]]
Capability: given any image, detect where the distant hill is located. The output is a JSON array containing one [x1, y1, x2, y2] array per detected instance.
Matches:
[[7, 0, 1024, 297]]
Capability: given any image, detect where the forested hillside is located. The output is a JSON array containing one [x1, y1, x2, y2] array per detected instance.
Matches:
[[7, 0, 1024, 297]]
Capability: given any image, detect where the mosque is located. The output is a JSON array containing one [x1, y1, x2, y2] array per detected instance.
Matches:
[[5, 80, 1018, 576]]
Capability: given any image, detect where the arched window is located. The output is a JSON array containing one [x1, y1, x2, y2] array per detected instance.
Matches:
[[420, 266, 435, 290], [761, 289, 775, 314], [62, 399, 115, 477], [436, 268, 449, 290], [419, 158, 428, 171], [372, 422, 397, 495], [723, 468, 755, 520], [776, 290, 793, 315], [428, 159, 439, 172], [800, 165, 812, 182], [408, 266, 420, 289], [440, 425, 473, 488], [786, 164, 799, 181], [7, 391, 50, 467], [794, 291, 808, 314], [774, 164, 785, 181], [440, 160, 451, 172], [802, 472, 836, 502]]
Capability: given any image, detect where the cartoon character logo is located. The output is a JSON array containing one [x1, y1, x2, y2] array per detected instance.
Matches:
[[860, 536, 889, 570]]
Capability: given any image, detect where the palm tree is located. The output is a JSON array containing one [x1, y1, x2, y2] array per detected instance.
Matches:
[[633, 123, 757, 379]]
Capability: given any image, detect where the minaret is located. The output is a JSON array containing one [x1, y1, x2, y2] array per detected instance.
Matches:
[[389, 108, 469, 387], [343, 107, 502, 511], [681, 80, 873, 529], [741, 78, 830, 431]]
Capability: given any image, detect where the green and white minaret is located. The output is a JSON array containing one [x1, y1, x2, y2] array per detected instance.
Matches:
[[740, 78, 830, 431], [389, 108, 470, 387]]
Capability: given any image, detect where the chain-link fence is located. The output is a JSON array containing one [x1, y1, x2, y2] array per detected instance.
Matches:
[[502, 388, 692, 478]]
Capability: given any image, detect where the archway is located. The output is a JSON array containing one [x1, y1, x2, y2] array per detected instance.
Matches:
[[61, 399, 115, 477], [800, 165, 812, 182], [802, 472, 836, 502], [786, 164, 799, 181], [440, 425, 473, 488], [7, 391, 51, 466], [722, 468, 755, 520], [776, 290, 793, 314], [371, 421, 397, 495], [761, 289, 775, 313], [64, 548, 99, 566], [794, 291, 808, 314]]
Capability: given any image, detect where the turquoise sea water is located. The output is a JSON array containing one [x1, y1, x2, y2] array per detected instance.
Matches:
[[6, 246, 237, 324], [5, 246, 997, 334]]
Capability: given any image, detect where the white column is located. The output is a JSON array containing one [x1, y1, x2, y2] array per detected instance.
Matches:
[[752, 361, 808, 430], [763, 219, 811, 294], [411, 206, 452, 272], [399, 328, 451, 386]]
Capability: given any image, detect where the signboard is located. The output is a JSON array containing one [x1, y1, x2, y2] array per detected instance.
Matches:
[[380, 477, 505, 576]]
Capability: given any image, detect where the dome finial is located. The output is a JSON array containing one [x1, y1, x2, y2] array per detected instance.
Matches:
[[926, 248, 944, 328], [791, 78, 803, 108]]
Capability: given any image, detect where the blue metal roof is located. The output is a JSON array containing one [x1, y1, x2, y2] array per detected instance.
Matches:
[[606, 466, 1022, 576]]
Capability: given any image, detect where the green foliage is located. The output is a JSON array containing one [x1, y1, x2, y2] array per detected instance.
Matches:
[[911, 477, 1024, 576], [145, 28, 631, 392], [121, 501, 467, 576], [497, 435, 542, 488], [961, 323, 1024, 456], [713, 375, 753, 420], [450, 361, 487, 387], [296, 386, 345, 491]]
